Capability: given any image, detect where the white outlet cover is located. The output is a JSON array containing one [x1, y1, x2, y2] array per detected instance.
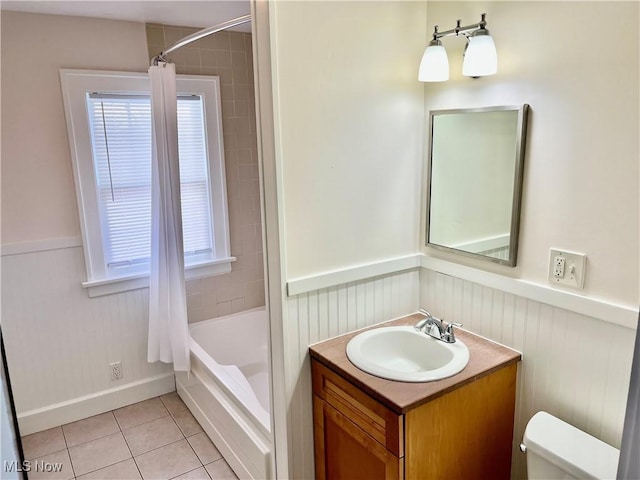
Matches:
[[109, 361, 122, 381], [548, 249, 586, 289]]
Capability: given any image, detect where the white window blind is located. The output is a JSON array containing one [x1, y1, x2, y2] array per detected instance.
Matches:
[[61, 70, 232, 295], [87, 93, 213, 273]]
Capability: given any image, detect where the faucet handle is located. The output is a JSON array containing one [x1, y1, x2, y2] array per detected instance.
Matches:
[[414, 317, 429, 331], [442, 322, 463, 343], [415, 308, 433, 331]]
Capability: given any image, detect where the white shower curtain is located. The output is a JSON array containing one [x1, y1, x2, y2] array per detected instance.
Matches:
[[147, 62, 190, 372]]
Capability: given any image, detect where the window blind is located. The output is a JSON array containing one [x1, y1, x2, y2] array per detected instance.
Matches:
[[87, 93, 213, 271]]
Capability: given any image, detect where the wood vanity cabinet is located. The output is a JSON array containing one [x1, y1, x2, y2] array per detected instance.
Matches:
[[310, 317, 520, 480], [312, 361, 404, 480]]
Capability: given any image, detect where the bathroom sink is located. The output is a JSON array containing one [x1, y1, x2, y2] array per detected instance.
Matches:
[[345, 326, 469, 382]]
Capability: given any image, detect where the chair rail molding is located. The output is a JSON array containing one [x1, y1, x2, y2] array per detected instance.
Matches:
[[421, 255, 638, 329]]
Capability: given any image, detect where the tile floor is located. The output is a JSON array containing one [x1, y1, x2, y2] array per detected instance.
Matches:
[[20, 393, 239, 480]]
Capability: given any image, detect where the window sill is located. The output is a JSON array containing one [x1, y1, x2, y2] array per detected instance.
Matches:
[[82, 256, 236, 297]]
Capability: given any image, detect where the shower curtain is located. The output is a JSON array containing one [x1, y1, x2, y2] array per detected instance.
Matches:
[[147, 62, 190, 372], [617, 312, 640, 479]]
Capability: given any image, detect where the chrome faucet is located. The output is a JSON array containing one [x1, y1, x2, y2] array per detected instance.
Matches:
[[414, 308, 462, 344]]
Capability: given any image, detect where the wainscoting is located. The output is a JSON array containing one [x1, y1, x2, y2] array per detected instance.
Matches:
[[4, 243, 636, 479], [2, 232, 265, 434], [1, 246, 173, 434], [420, 268, 636, 479], [282, 258, 636, 479], [283, 268, 420, 478]]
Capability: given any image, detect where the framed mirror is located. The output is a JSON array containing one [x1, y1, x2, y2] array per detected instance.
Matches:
[[426, 105, 529, 266]]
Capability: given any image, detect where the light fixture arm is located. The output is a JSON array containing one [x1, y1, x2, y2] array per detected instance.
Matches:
[[431, 13, 489, 40]]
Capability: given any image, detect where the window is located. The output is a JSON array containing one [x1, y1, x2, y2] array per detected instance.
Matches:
[[61, 70, 233, 296]]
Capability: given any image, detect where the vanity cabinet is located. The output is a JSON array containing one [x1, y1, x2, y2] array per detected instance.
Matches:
[[312, 361, 404, 480], [310, 314, 521, 480]]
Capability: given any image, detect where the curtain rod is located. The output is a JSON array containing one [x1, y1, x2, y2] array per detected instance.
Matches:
[[151, 14, 251, 66]]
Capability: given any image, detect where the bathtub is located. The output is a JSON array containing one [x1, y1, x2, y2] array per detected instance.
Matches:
[[176, 308, 271, 479]]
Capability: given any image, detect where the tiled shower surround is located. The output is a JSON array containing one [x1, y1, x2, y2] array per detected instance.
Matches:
[[145, 24, 264, 323]]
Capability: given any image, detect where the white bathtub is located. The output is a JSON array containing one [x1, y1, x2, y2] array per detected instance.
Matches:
[[176, 308, 271, 479]]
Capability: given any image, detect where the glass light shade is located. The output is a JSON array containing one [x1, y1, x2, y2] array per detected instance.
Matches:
[[462, 34, 497, 77], [419, 44, 449, 82]]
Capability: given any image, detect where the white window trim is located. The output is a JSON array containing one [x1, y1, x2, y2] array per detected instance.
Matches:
[[60, 69, 234, 297], [82, 258, 235, 297]]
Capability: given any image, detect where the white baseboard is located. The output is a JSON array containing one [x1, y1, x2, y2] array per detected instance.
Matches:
[[17, 373, 175, 435]]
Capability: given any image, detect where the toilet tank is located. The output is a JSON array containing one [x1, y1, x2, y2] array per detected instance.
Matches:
[[523, 411, 619, 480]]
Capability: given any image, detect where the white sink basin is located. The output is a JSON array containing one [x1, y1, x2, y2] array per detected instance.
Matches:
[[345, 326, 470, 382]]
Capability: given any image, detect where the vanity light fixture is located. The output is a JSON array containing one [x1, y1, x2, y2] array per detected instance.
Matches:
[[419, 13, 497, 82]]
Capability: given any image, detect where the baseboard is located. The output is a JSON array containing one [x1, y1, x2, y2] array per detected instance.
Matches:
[[17, 373, 175, 435]]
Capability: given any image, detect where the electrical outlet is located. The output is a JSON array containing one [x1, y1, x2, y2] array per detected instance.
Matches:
[[553, 255, 565, 278], [109, 361, 122, 381], [548, 249, 586, 289]]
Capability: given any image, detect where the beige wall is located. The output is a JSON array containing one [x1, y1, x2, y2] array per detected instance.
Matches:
[[270, 1, 427, 279], [422, 1, 639, 307], [419, 3, 639, 478], [146, 23, 265, 320], [0, 11, 264, 319], [1, 11, 264, 431], [266, 2, 638, 478], [1, 12, 173, 432], [267, 2, 427, 477], [1, 11, 149, 244]]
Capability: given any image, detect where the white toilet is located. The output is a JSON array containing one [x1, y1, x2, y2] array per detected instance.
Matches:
[[522, 411, 620, 479]]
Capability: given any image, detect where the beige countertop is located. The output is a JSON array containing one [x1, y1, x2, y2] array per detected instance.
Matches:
[[309, 313, 522, 414]]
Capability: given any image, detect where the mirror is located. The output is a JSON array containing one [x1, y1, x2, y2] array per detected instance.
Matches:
[[426, 105, 529, 266]]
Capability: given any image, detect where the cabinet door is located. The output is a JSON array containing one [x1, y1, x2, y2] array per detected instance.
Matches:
[[312, 360, 403, 456], [314, 396, 403, 480]]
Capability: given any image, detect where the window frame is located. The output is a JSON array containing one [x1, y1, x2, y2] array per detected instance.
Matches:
[[60, 69, 234, 297]]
